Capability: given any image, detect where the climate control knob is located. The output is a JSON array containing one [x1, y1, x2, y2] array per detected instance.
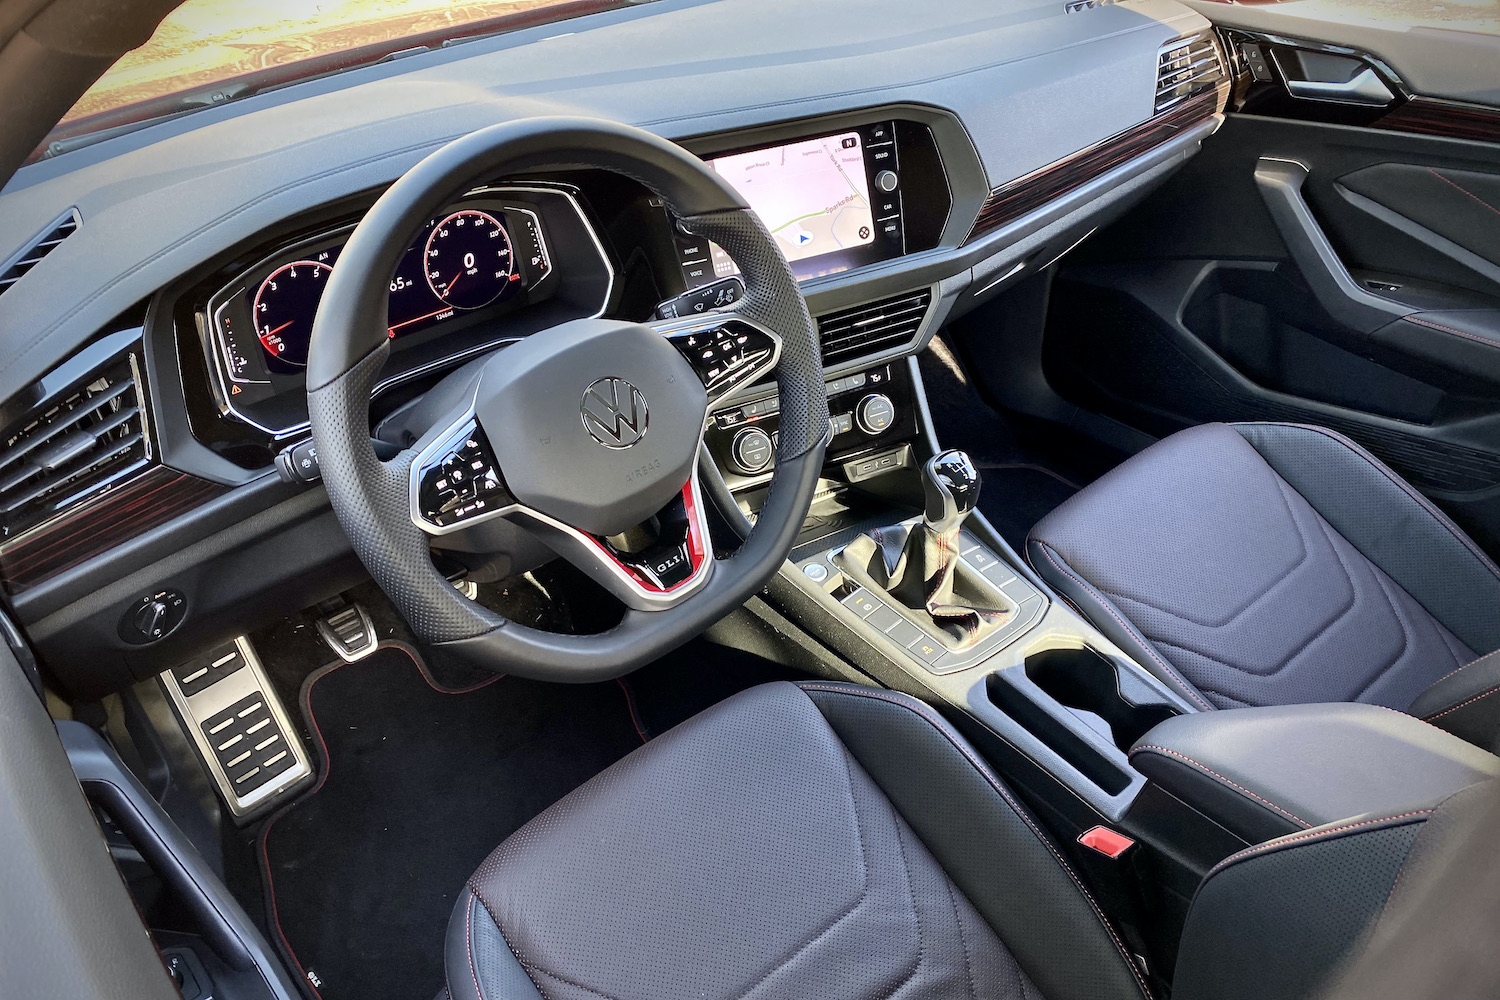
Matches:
[[730, 426, 774, 475], [855, 393, 896, 435]]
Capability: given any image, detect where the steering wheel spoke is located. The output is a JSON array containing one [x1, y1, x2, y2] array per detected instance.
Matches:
[[652, 313, 782, 403], [506, 466, 715, 611]]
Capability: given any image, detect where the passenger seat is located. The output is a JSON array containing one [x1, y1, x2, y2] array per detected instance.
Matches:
[[1027, 422, 1500, 752]]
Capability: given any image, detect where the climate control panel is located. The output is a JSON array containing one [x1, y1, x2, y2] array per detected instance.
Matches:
[[706, 362, 918, 483]]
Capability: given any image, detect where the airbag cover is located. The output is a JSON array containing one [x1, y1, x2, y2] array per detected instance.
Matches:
[[476, 318, 707, 536]]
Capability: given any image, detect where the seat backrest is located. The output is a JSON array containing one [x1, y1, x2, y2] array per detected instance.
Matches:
[[1173, 778, 1500, 1000]]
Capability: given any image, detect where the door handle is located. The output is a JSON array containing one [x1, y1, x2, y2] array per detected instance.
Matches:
[[1253, 157, 1412, 333], [1284, 67, 1396, 107]]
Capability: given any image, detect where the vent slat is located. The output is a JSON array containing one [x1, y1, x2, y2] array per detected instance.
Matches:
[[1154, 33, 1223, 114], [0, 378, 136, 477], [0, 209, 81, 299], [0, 349, 148, 538], [816, 290, 932, 366]]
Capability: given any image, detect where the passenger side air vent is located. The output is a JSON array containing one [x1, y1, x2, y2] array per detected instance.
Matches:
[[0, 209, 81, 298], [1155, 32, 1225, 114], [0, 350, 150, 538], [817, 289, 933, 367]]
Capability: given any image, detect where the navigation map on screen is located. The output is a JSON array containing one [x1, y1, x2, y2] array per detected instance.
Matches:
[[709, 131, 875, 273]]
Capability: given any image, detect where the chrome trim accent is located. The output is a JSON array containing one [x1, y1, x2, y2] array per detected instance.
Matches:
[[408, 384, 715, 611], [159, 636, 312, 819], [204, 185, 614, 439]]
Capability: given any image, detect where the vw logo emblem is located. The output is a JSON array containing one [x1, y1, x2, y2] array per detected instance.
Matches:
[[580, 377, 649, 449]]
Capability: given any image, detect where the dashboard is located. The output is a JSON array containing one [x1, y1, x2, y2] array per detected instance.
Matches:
[[0, 0, 1226, 700]]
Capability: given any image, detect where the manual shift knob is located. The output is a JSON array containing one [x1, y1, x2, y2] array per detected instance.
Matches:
[[922, 450, 981, 536]]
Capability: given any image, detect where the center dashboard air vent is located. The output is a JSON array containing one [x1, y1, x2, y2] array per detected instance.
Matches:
[[0, 347, 150, 538], [0, 209, 81, 298], [816, 289, 933, 367], [1155, 32, 1225, 114]]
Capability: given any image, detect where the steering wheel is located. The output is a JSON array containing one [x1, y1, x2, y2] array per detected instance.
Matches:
[[305, 117, 828, 682]]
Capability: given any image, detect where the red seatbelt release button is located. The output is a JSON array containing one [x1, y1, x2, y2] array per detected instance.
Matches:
[[1078, 826, 1135, 859]]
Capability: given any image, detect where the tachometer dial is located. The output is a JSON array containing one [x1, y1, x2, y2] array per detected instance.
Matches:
[[424, 210, 516, 310], [253, 260, 332, 373]]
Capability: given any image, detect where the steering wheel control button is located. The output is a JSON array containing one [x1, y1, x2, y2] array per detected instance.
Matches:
[[730, 427, 774, 475], [119, 589, 187, 644], [581, 377, 649, 449], [666, 318, 778, 398], [655, 276, 744, 319], [416, 422, 510, 528], [856, 393, 896, 435]]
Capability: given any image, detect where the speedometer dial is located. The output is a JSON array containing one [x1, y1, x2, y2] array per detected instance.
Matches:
[[253, 260, 331, 373], [424, 210, 516, 310]]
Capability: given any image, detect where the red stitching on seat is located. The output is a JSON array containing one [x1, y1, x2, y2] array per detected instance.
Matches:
[[1205, 810, 1433, 880], [1423, 683, 1500, 722], [466, 893, 486, 1000], [1129, 745, 1311, 827], [798, 682, 1154, 1000], [1034, 542, 1213, 711]]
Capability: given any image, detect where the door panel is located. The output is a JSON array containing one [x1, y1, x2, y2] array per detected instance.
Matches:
[[1035, 111, 1500, 555]]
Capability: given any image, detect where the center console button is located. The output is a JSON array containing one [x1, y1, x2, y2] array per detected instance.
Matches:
[[855, 393, 896, 435], [875, 169, 899, 192], [730, 426, 774, 474]]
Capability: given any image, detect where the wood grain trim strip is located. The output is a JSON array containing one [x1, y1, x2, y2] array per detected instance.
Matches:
[[0, 465, 228, 593], [1373, 97, 1500, 146], [965, 86, 1226, 244]]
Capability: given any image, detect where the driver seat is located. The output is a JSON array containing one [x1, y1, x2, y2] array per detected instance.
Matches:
[[442, 681, 1479, 1000]]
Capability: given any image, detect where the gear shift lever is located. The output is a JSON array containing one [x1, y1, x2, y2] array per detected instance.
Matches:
[[922, 450, 982, 537], [835, 448, 1007, 650]]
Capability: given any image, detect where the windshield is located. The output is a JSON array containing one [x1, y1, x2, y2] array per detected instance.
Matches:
[[46, 0, 631, 152]]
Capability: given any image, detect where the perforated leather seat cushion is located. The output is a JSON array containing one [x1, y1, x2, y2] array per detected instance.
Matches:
[[445, 681, 1149, 1000], [1028, 423, 1482, 712]]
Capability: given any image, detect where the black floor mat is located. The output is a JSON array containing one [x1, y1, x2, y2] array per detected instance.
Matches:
[[974, 464, 1081, 552], [258, 643, 644, 1000]]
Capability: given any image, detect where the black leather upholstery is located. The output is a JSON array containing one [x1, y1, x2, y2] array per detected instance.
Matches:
[[1028, 422, 1500, 723], [1408, 649, 1500, 754], [1129, 703, 1500, 844], [1172, 806, 1433, 1000], [446, 681, 1148, 1000]]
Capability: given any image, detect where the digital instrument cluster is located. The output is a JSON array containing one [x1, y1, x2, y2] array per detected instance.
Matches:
[[202, 186, 614, 437], [213, 199, 550, 388]]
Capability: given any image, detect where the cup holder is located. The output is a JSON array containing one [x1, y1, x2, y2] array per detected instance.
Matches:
[[986, 646, 1182, 796], [1024, 647, 1179, 751]]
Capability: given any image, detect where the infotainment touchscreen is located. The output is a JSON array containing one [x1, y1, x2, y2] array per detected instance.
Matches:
[[709, 130, 876, 269], [679, 121, 912, 285]]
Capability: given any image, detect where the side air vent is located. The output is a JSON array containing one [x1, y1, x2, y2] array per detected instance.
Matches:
[[1155, 32, 1225, 114], [0, 350, 150, 538], [0, 209, 81, 298], [816, 289, 933, 367]]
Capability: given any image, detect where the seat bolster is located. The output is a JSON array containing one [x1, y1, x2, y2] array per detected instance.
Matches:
[[1233, 421, 1500, 656], [1172, 808, 1431, 1000], [445, 889, 543, 1000], [1410, 650, 1500, 754], [799, 681, 1151, 1000], [1025, 537, 1214, 712]]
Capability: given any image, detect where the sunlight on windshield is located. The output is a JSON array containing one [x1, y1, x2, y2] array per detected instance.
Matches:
[[60, 0, 595, 127]]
